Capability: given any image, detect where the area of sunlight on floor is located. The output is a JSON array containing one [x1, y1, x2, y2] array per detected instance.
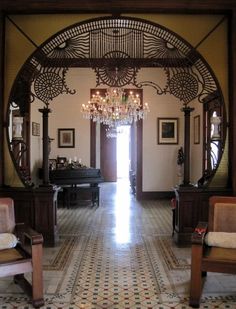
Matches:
[[115, 124, 131, 245]]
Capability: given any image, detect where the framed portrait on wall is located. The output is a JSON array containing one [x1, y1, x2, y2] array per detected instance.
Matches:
[[32, 122, 40, 136], [58, 128, 75, 148], [157, 118, 178, 144]]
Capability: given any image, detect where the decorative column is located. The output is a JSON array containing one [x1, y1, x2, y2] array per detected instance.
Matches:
[[181, 106, 194, 186], [39, 107, 51, 186], [36, 106, 59, 246]]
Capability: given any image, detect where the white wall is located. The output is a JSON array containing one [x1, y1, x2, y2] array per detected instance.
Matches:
[[49, 68, 95, 167], [141, 69, 185, 191]]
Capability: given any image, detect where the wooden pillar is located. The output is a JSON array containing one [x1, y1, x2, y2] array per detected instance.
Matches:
[[37, 107, 60, 246], [229, 10, 236, 194], [181, 106, 194, 186], [39, 107, 51, 186], [0, 12, 5, 185]]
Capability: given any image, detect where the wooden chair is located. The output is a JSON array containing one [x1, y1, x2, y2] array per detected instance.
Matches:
[[189, 196, 236, 308], [0, 197, 44, 308]]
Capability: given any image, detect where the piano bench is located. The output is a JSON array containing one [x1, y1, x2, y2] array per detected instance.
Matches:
[[63, 185, 100, 208]]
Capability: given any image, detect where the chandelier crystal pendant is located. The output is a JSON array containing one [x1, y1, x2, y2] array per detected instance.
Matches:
[[81, 88, 150, 129]]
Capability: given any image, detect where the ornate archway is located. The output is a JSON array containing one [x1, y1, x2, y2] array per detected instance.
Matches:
[[7, 16, 226, 186]]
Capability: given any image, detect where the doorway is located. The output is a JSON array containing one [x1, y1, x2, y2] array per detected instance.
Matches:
[[117, 125, 131, 180], [90, 89, 143, 198]]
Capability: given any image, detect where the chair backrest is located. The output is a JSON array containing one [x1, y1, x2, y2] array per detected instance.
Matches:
[[208, 196, 236, 232], [0, 198, 15, 233]]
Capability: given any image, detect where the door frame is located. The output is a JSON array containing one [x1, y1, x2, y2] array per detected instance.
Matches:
[[90, 88, 143, 199]]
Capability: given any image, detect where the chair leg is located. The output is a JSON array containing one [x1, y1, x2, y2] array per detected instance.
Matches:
[[31, 242, 44, 308], [189, 244, 203, 308], [14, 274, 43, 308]]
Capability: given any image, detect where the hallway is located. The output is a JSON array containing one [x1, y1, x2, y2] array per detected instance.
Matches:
[[0, 181, 236, 308]]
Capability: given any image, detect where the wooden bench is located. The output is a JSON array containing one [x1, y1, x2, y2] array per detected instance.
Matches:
[[62, 184, 100, 207]]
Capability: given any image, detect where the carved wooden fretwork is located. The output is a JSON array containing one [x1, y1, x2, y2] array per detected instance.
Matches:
[[7, 16, 226, 187], [22, 16, 220, 106]]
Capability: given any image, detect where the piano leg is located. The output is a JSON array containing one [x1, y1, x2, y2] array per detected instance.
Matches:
[[91, 184, 100, 207]]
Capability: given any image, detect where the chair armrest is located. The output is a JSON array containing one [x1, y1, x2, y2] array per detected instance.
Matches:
[[191, 222, 208, 245], [23, 227, 43, 246], [15, 223, 43, 246]]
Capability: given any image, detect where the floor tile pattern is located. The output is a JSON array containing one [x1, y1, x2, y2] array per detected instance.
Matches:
[[0, 181, 236, 309]]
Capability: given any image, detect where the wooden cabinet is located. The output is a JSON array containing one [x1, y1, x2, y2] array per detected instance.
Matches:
[[0, 185, 60, 246], [173, 186, 232, 246]]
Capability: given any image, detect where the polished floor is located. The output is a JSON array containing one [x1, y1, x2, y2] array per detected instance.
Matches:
[[0, 179, 236, 309]]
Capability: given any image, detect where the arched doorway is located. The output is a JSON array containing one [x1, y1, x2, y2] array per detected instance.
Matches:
[[6, 16, 226, 195]]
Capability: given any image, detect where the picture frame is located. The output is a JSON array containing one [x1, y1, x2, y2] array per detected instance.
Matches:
[[49, 158, 57, 170], [56, 156, 67, 168], [194, 115, 200, 144], [32, 122, 40, 136], [157, 118, 178, 144], [58, 128, 75, 148]]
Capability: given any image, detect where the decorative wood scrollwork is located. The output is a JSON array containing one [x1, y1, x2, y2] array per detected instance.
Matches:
[[6, 16, 226, 187]]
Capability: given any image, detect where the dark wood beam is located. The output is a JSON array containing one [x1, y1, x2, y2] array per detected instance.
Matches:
[[0, 13, 5, 186], [229, 9, 236, 193], [39, 57, 193, 68], [0, 0, 235, 14]]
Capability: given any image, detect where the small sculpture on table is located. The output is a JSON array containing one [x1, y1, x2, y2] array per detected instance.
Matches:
[[197, 170, 211, 187]]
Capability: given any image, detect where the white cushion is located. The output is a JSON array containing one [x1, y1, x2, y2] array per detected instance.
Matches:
[[205, 232, 236, 249], [0, 233, 18, 250]]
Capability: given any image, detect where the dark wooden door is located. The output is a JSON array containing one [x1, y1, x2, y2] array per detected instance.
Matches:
[[100, 125, 117, 182]]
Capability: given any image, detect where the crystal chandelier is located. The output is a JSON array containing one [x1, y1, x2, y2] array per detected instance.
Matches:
[[81, 88, 150, 128]]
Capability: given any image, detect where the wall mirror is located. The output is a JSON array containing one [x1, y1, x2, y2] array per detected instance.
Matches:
[[6, 16, 226, 188]]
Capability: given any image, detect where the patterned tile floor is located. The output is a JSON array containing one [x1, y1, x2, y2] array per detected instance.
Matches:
[[0, 179, 236, 309]]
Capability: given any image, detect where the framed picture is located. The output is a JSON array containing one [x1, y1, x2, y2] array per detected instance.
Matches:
[[49, 159, 57, 170], [56, 156, 67, 168], [194, 115, 200, 144], [32, 122, 40, 136], [58, 128, 75, 148], [157, 118, 178, 144]]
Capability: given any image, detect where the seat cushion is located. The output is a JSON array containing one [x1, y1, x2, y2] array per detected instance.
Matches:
[[205, 232, 236, 248], [0, 233, 18, 250]]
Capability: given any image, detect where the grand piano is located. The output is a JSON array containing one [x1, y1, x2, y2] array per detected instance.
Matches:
[[49, 167, 103, 207]]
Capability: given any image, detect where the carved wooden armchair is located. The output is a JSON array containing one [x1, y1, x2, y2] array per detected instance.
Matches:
[[189, 196, 236, 308], [0, 197, 44, 308]]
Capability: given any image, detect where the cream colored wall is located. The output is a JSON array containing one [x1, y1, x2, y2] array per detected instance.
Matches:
[[140, 68, 184, 191], [48, 68, 94, 166], [4, 14, 228, 190]]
